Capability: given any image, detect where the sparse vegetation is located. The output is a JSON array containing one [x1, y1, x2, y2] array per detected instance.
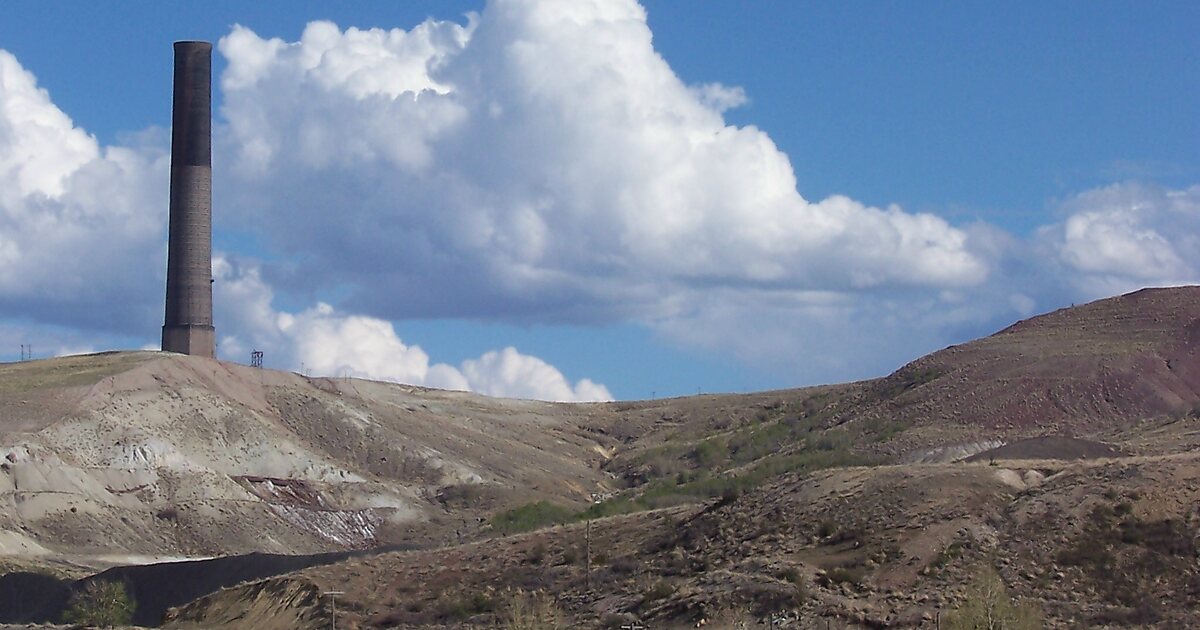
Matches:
[[923, 540, 965, 574], [774, 566, 801, 584], [500, 589, 562, 630], [1056, 501, 1198, 607], [15, 292, 1200, 630], [641, 580, 675, 604], [819, 523, 864, 546], [491, 501, 574, 534], [690, 438, 728, 467], [608, 556, 638, 575], [875, 364, 946, 402], [817, 566, 865, 588], [61, 580, 135, 627], [439, 590, 497, 621], [525, 542, 547, 565], [943, 567, 1042, 630], [437, 483, 486, 507]]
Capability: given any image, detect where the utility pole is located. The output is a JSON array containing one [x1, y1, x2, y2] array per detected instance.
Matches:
[[585, 518, 592, 591], [324, 591, 344, 630]]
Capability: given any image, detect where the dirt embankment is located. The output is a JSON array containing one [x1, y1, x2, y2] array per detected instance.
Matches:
[[3, 287, 1200, 628], [166, 452, 1200, 629], [0, 351, 633, 566]]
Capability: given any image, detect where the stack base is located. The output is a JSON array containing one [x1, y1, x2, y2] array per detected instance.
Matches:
[[161, 325, 215, 358]]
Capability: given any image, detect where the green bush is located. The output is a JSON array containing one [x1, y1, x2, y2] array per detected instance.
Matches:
[[440, 590, 497, 621], [61, 580, 135, 627], [578, 497, 641, 520], [691, 438, 728, 467], [491, 501, 574, 534]]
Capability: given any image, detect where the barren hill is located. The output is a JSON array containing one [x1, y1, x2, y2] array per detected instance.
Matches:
[[873, 286, 1200, 456], [166, 452, 1200, 629], [1, 286, 1199, 627], [0, 352, 625, 567]]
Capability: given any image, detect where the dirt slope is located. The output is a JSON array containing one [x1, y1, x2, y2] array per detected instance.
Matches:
[[3, 286, 1200, 627], [164, 450, 1200, 629], [871, 286, 1200, 457], [598, 287, 1200, 480], [161, 287, 1200, 629], [0, 352, 625, 566]]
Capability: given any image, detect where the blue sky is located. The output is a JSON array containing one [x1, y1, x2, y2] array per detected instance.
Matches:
[[1, 1, 1197, 400]]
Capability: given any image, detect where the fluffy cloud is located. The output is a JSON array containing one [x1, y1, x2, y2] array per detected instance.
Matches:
[[216, 0, 988, 328], [1, 0, 1197, 395], [0, 50, 166, 334], [0, 45, 608, 401], [213, 257, 611, 401], [461, 347, 611, 402], [1046, 183, 1200, 298]]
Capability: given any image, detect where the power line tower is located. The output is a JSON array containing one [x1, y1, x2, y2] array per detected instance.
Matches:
[[19, 344, 31, 361], [250, 350, 263, 368]]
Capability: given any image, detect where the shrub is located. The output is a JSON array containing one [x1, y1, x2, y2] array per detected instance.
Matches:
[[491, 501, 574, 534], [438, 483, 485, 507], [1058, 502, 1197, 606], [775, 566, 801, 583], [642, 580, 675, 604], [817, 567, 865, 588], [609, 556, 638, 575], [501, 589, 563, 630], [578, 497, 640, 520], [943, 567, 1041, 630], [923, 541, 965, 574], [440, 590, 497, 621], [691, 439, 728, 467], [61, 580, 135, 627], [526, 543, 547, 565]]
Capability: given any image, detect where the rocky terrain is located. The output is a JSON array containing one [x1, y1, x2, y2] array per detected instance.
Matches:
[[0, 352, 626, 568], [1, 286, 1198, 627], [166, 452, 1200, 629]]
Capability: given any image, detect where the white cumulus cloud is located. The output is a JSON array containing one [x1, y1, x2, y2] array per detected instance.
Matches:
[[215, 0, 989, 329], [1045, 183, 1200, 298], [213, 256, 611, 401], [0, 50, 166, 334], [461, 347, 611, 402], [2, 0, 1197, 392]]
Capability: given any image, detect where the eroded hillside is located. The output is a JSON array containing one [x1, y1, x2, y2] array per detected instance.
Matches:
[[165, 452, 1200, 629], [0, 352, 626, 566], [1, 287, 1199, 628]]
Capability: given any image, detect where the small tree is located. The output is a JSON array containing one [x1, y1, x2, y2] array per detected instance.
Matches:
[[501, 589, 562, 630], [944, 567, 1041, 630], [62, 579, 135, 628]]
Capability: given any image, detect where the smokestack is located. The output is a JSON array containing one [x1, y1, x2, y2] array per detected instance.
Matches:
[[162, 41, 215, 357]]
